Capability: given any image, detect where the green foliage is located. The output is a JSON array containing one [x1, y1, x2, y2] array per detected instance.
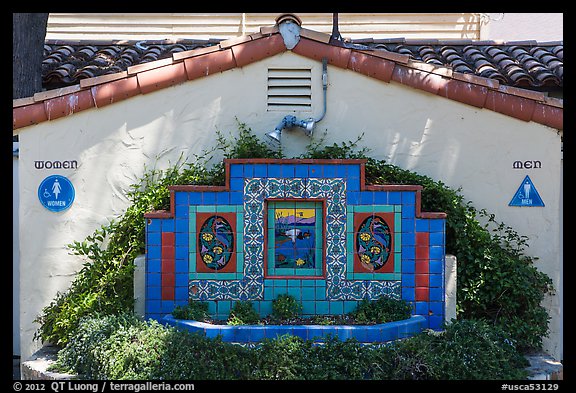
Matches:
[[271, 294, 303, 321], [389, 319, 529, 380], [349, 297, 412, 324], [172, 300, 210, 321], [227, 301, 261, 325], [36, 122, 553, 353], [53, 315, 528, 380]]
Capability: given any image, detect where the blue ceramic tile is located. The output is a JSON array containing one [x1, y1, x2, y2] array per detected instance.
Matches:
[[347, 191, 360, 204], [146, 300, 162, 313], [230, 178, 244, 191], [360, 192, 373, 205], [429, 260, 443, 274], [402, 233, 415, 246], [429, 315, 444, 330], [146, 219, 161, 233], [429, 301, 444, 316], [175, 192, 188, 205], [161, 301, 175, 313], [430, 232, 444, 246], [402, 191, 416, 204], [329, 301, 343, 315], [309, 165, 322, 177], [430, 287, 443, 301], [295, 165, 309, 177], [243, 164, 254, 178], [147, 286, 161, 300], [202, 192, 216, 204], [336, 165, 347, 177], [175, 232, 187, 246], [230, 165, 243, 178], [147, 245, 161, 260], [302, 300, 315, 315], [347, 177, 360, 191], [230, 191, 243, 204], [430, 247, 444, 260], [402, 206, 415, 218], [415, 219, 429, 232], [402, 287, 415, 302], [268, 164, 281, 177], [249, 327, 266, 342], [175, 219, 188, 233], [402, 247, 415, 260], [402, 274, 415, 287], [302, 287, 315, 301], [175, 273, 188, 287], [322, 165, 336, 177], [147, 274, 161, 287], [281, 164, 295, 177], [147, 232, 161, 246], [189, 193, 202, 204], [315, 301, 329, 314], [219, 327, 235, 342], [388, 192, 401, 204], [175, 259, 188, 273], [215, 192, 230, 205], [161, 219, 175, 232], [402, 218, 415, 233], [253, 164, 267, 177], [374, 192, 388, 204], [175, 286, 188, 300], [429, 274, 443, 288], [414, 302, 429, 315], [234, 327, 251, 342], [175, 205, 189, 219], [347, 164, 360, 178], [291, 326, 308, 340], [430, 219, 444, 232]]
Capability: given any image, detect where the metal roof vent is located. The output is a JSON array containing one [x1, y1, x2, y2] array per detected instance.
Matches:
[[267, 67, 312, 112]]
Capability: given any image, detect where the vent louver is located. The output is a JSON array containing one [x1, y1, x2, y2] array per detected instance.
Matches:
[[267, 68, 312, 111]]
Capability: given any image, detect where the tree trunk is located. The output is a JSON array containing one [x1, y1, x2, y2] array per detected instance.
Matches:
[[13, 13, 49, 99]]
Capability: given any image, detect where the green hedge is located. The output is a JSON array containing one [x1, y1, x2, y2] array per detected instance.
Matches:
[[52, 314, 528, 380]]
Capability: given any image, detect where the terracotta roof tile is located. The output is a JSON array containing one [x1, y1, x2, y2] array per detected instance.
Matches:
[[14, 26, 563, 132]]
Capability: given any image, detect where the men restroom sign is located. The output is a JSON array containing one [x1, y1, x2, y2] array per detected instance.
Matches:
[[509, 175, 544, 207], [38, 175, 75, 212]]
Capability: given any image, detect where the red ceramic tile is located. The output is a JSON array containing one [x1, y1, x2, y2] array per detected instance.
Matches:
[[162, 232, 175, 244], [437, 79, 488, 108], [347, 51, 395, 83], [231, 34, 285, 67], [13, 102, 48, 129], [532, 103, 563, 130], [161, 273, 175, 287], [161, 245, 175, 260], [161, 286, 175, 301], [392, 65, 447, 95], [91, 76, 140, 107], [44, 90, 95, 120], [162, 258, 175, 273], [184, 49, 236, 80], [415, 274, 429, 287], [415, 259, 429, 274], [415, 287, 429, 301], [137, 62, 187, 94], [485, 90, 536, 122], [292, 38, 351, 69]]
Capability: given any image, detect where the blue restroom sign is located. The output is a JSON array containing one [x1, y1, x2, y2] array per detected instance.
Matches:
[[509, 175, 544, 207], [38, 175, 75, 212]]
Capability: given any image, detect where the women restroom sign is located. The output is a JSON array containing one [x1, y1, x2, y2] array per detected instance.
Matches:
[[38, 174, 75, 212]]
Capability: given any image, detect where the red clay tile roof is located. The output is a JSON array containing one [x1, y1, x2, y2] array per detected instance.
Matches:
[[13, 26, 563, 132], [41, 38, 563, 91]]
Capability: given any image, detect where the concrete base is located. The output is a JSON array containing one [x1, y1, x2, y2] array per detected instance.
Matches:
[[20, 345, 75, 380]]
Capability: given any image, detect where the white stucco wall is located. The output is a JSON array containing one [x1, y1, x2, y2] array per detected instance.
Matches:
[[481, 13, 563, 41], [17, 51, 562, 360]]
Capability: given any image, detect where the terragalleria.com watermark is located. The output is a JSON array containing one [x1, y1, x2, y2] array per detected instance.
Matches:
[[13, 381, 195, 393]]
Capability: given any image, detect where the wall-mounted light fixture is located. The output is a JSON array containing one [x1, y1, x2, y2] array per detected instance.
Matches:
[[266, 57, 328, 146]]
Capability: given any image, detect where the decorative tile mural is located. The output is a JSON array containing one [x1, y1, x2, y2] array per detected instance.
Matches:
[[144, 159, 446, 329]]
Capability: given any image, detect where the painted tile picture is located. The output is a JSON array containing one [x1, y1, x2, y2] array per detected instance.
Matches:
[[267, 201, 323, 277]]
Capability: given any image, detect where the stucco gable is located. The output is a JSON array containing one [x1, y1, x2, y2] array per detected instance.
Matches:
[[13, 21, 563, 132]]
